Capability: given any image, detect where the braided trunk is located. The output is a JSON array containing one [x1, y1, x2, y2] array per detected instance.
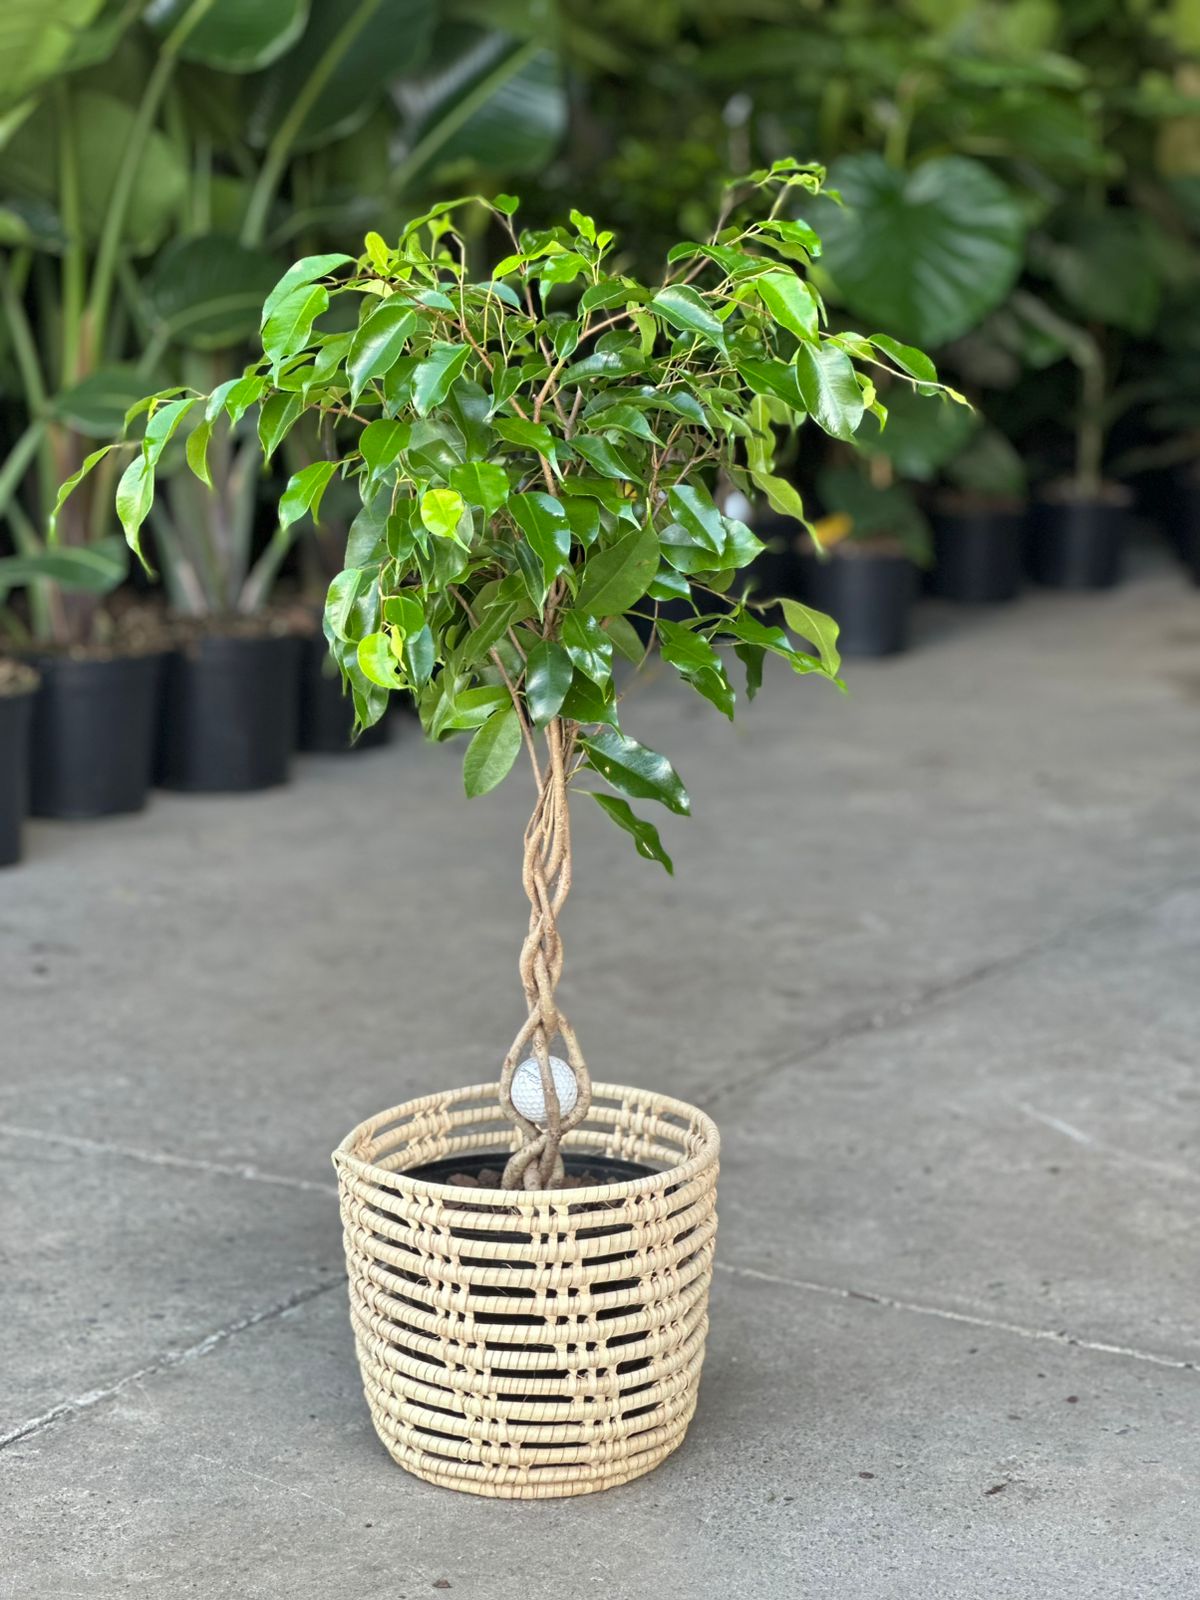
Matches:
[[499, 717, 592, 1189]]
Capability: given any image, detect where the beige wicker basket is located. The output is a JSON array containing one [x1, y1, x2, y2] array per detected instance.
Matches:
[[333, 1080, 720, 1498]]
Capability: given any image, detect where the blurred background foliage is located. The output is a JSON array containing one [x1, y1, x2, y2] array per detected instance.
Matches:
[[1, 0, 1199, 631]]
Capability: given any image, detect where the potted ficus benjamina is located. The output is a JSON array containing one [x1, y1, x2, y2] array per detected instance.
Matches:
[[76, 163, 948, 1497]]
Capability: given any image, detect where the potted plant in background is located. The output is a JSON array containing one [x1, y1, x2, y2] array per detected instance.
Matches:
[[0, 0, 573, 784], [70, 162, 952, 1494], [1014, 204, 1170, 589], [801, 461, 930, 657], [928, 424, 1029, 604], [0, 655, 39, 868]]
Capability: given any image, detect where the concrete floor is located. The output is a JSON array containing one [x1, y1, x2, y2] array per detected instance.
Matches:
[[3, 556, 1199, 1598]]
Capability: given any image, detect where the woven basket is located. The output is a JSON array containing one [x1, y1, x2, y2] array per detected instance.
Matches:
[[333, 1080, 720, 1498]]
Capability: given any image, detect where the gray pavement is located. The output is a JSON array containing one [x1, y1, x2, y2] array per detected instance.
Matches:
[[3, 556, 1199, 1597]]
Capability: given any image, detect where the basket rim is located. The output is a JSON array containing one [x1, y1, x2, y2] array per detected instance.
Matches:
[[332, 1079, 719, 1206]]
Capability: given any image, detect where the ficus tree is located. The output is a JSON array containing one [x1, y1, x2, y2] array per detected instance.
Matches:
[[63, 160, 958, 1185]]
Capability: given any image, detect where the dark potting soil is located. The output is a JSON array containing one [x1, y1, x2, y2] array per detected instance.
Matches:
[[405, 1151, 658, 1193]]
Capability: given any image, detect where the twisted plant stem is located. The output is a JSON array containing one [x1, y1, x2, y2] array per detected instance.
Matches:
[[499, 718, 592, 1189]]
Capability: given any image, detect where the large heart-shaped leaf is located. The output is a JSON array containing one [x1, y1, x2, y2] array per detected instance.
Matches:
[[0, 89, 187, 252], [52, 367, 152, 437], [247, 0, 437, 153], [1035, 206, 1163, 336], [143, 235, 282, 350], [399, 31, 566, 181], [149, 0, 309, 72], [0, 0, 107, 113], [0, 537, 126, 595], [816, 153, 1025, 347]]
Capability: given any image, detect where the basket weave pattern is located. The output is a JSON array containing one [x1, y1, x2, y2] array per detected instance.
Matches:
[[334, 1082, 720, 1498]]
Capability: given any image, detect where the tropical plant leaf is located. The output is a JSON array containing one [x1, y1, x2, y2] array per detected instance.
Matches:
[[815, 153, 1025, 347]]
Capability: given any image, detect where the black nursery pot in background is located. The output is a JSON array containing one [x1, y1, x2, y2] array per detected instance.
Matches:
[[1170, 466, 1200, 585], [297, 631, 391, 754], [800, 547, 916, 657], [27, 652, 161, 820], [1027, 493, 1129, 590], [158, 631, 300, 793], [931, 500, 1025, 604], [0, 673, 36, 866]]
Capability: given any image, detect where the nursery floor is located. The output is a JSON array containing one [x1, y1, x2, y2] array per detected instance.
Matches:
[[4, 550, 1200, 1599]]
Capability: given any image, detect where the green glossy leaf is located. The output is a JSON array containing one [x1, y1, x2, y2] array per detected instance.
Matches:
[[509, 491, 571, 583], [561, 612, 612, 686], [562, 670, 619, 727], [587, 792, 673, 874], [463, 704, 522, 796], [420, 487, 467, 540], [347, 299, 418, 403], [492, 416, 559, 459], [751, 468, 807, 527], [257, 390, 303, 460], [525, 640, 572, 726], [780, 598, 841, 677], [650, 284, 726, 350], [737, 356, 807, 414], [657, 618, 720, 676], [116, 454, 154, 568], [412, 342, 470, 416], [576, 523, 659, 616], [869, 335, 937, 386], [383, 592, 423, 635], [404, 624, 435, 687], [603, 614, 644, 665], [816, 153, 1025, 347], [357, 630, 404, 688], [794, 345, 864, 441], [262, 282, 328, 366], [260, 253, 351, 329], [280, 459, 338, 528], [143, 397, 201, 468], [571, 435, 632, 480], [756, 270, 819, 342], [46, 443, 119, 538], [581, 728, 690, 814], [359, 418, 409, 480], [666, 483, 724, 552], [325, 566, 376, 642], [449, 461, 510, 518], [186, 418, 213, 487]]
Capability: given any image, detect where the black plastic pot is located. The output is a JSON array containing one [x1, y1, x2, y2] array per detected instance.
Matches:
[[800, 549, 916, 657], [27, 652, 161, 819], [747, 515, 803, 603], [1027, 496, 1128, 590], [158, 632, 300, 793], [297, 632, 391, 754], [1170, 469, 1200, 585], [931, 503, 1025, 604], [0, 685, 34, 866]]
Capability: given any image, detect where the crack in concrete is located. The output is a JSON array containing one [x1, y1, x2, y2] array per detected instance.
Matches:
[[715, 1260, 1198, 1372], [698, 868, 1200, 1109], [0, 1278, 345, 1452], [0, 1123, 339, 1197]]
